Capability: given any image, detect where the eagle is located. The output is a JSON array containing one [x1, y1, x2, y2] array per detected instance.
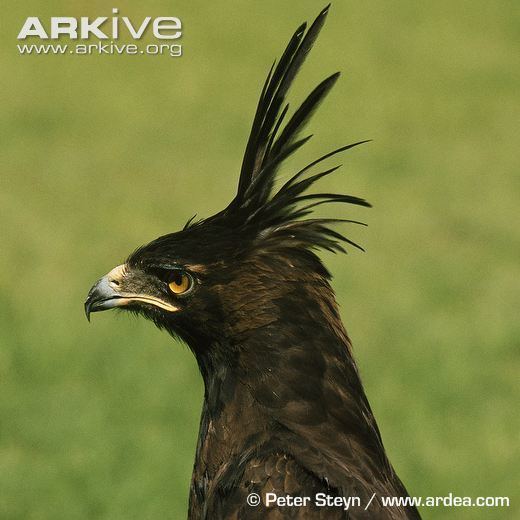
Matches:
[[85, 5, 420, 519]]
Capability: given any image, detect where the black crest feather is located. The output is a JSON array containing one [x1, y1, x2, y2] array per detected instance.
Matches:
[[194, 5, 371, 256]]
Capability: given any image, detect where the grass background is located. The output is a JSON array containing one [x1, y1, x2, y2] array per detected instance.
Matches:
[[1, 1, 519, 518]]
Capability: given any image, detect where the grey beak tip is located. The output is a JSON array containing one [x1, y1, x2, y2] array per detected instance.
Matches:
[[85, 275, 121, 321], [84, 301, 92, 322]]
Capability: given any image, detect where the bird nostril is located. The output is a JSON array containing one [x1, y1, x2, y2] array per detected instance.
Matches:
[[109, 279, 120, 286]]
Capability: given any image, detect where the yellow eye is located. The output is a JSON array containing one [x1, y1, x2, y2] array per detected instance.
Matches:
[[168, 272, 192, 295]]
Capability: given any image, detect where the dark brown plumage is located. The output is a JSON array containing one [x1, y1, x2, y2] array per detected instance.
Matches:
[[85, 6, 420, 519]]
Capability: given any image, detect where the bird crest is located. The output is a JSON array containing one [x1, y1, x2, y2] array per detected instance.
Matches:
[[182, 4, 371, 257]]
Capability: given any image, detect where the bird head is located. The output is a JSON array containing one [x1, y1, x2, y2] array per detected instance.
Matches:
[[85, 222, 252, 346], [85, 5, 370, 359]]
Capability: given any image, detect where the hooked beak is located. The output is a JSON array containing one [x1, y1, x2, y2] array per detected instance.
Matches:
[[84, 271, 124, 321], [84, 265, 178, 321]]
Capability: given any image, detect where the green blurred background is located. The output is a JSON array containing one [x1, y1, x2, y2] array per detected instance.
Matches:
[[1, 1, 518, 518]]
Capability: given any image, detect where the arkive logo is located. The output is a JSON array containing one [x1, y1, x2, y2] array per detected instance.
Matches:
[[18, 8, 182, 40], [17, 8, 183, 58]]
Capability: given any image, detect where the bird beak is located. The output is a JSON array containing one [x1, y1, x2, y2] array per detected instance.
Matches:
[[84, 265, 127, 321], [84, 264, 178, 321]]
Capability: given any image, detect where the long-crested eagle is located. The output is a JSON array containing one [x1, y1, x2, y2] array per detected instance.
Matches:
[[85, 5, 420, 519]]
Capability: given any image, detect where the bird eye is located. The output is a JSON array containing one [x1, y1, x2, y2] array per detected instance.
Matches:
[[168, 271, 192, 295]]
